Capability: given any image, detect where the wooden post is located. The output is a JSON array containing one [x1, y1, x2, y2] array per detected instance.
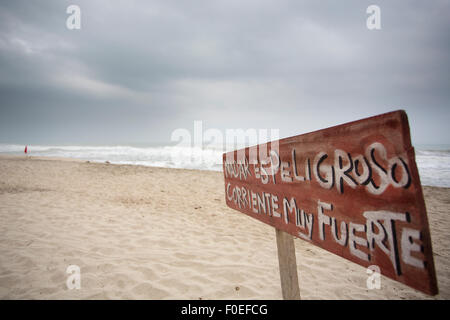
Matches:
[[275, 228, 301, 300]]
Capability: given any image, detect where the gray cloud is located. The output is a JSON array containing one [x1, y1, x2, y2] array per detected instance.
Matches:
[[0, 0, 449, 145]]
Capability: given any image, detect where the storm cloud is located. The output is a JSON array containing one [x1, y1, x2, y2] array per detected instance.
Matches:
[[0, 0, 449, 145]]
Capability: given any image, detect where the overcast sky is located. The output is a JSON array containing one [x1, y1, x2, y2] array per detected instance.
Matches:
[[0, 0, 449, 145]]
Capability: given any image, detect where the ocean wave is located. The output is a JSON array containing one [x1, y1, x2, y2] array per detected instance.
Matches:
[[1, 144, 449, 187], [415, 149, 450, 187], [0, 144, 225, 171]]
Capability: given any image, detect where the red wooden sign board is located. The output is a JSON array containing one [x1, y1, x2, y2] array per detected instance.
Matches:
[[223, 110, 438, 295]]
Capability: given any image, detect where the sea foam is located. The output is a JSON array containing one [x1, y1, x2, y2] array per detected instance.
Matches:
[[1, 144, 449, 187]]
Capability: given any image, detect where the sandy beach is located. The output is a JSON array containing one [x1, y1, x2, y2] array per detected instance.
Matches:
[[0, 155, 449, 300]]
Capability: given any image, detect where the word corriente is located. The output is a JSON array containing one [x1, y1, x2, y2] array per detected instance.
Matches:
[[226, 183, 423, 276]]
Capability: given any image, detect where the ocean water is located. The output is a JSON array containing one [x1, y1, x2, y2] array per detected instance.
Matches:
[[0, 143, 226, 172], [1, 143, 449, 188], [415, 148, 450, 188]]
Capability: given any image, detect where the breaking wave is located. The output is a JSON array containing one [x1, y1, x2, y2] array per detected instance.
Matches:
[[1, 144, 449, 187]]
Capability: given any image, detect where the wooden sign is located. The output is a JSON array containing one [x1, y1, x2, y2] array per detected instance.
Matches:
[[223, 110, 438, 296]]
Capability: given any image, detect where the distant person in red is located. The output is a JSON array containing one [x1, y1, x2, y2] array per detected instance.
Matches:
[[24, 145, 28, 154]]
